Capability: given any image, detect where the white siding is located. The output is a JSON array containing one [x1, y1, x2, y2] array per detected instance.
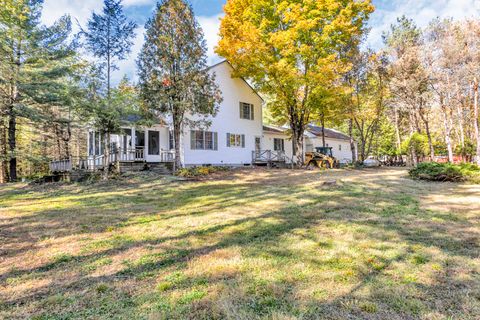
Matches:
[[262, 132, 294, 163], [182, 62, 264, 166], [306, 137, 356, 162]]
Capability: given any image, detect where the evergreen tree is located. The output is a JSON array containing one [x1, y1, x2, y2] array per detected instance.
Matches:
[[137, 0, 222, 170], [83, 0, 137, 99], [0, 0, 78, 181], [82, 0, 137, 178]]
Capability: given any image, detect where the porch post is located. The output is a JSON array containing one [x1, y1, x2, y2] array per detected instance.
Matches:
[[87, 130, 91, 157], [92, 131, 96, 155], [132, 127, 136, 149]]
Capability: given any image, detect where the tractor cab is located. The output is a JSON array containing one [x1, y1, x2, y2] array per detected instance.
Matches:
[[315, 147, 334, 158], [304, 146, 339, 169]]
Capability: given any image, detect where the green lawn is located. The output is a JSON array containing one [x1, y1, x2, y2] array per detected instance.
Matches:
[[1, 168, 479, 319]]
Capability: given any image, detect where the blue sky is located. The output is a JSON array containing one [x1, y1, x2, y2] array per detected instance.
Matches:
[[41, 0, 479, 84]]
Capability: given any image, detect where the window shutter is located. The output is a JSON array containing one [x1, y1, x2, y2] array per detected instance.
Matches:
[[241, 134, 245, 148], [227, 133, 230, 147], [190, 130, 195, 150], [281, 139, 284, 151], [239, 103, 243, 119], [214, 132, 218, 150], [250, 104, 254, 120]]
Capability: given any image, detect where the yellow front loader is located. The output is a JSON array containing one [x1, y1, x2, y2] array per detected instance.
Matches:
[[304, 147, 339, 169]]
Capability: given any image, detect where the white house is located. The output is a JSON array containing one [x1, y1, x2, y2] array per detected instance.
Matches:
[[180, 60, 264, 166], [305, 125, 357, 163], [78, 60, 356, 172], [260, 124, 357, 165]]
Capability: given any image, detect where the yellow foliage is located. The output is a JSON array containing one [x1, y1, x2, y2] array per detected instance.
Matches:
[[216, 0, 374, 154]]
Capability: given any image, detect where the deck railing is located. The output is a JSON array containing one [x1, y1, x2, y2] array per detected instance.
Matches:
[[49, 147, 175, 173], [252, 150, 286, 163], [49, 159, 73, 173], [161, 150, 175, 163]]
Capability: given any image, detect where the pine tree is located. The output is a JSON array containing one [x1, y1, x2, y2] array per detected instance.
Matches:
[[0, 0, 78, 181], [137, 0, 222, 170], [82, 0, 137, 178]]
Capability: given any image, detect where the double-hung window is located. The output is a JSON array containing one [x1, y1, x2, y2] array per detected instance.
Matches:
[[273, 138, 285, 152], [227, 133, 245, 148], [190, 130, 218, 150], [239, 102, 254, 120]]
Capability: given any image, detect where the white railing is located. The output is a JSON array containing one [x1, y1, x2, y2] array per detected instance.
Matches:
[[116, 148, 145, 162], [252, 150, 286, 163], [49, 147, 177, 173], [161, 150, 175, 162], [49, 159, 72, 173]]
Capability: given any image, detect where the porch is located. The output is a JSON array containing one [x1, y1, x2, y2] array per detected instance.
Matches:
[[49, 148, 175, 173], [50, 125, 175, 174]]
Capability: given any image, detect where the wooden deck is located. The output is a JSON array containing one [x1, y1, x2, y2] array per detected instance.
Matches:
[[49, 148, 175, 173]]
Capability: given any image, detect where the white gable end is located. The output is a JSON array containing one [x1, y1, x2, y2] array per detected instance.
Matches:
[[182, 61, 264, 166]]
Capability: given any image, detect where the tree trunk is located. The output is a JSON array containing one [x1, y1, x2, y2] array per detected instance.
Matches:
[[441, 95, 454, 163], [424, 120, 434, 161], [393, 105, 401, 150], [103, 132, 110, 180], [473, 78, 480, 165], [0, 119, 8, 183], [320, 112, 326, 148], [456, 86, 465, 150], [7, 104, 17, 182], [173, 118, 182, 171], [348, 119, 356, 162], [408, 119, 418, 166], [290, 125, 304, 166], [418, 100, 434, 160]]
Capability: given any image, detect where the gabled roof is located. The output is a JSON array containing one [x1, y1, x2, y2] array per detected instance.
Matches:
[[208, 59, 265, 103], [306, 125, 351, 141]]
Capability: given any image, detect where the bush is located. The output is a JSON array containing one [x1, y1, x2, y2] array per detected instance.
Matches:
[[401, 133, 430, 157], [409, 162, 480, 183], [175, 166, 229, 178]]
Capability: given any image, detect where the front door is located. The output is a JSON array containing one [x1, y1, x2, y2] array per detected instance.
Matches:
[[146, 130, 161, 162], [255, 137, 261, 153]]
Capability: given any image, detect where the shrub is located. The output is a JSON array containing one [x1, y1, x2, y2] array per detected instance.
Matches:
[[175, 166, 229, 178], [409, 162, 480, 183], [401, 133, 430, 157]]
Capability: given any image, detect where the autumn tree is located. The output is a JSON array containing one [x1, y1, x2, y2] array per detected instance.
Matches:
[[343, 50, 389, 162], [216, 0, 374, 164], [138, 0, 221, 170], [384, 16, 437, 165]]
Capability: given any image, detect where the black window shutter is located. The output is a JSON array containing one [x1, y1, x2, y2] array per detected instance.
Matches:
[[214, 132, 218, 150], [241, 134, 245, 148], [250, 104, 254, 120], [226, 133, 230, 147]]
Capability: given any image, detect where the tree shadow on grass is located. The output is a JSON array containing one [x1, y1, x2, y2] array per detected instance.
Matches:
[[1, 170, 479, 319]]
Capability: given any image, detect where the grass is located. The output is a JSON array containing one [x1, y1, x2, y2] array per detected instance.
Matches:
[[0, 168, 479, 319]]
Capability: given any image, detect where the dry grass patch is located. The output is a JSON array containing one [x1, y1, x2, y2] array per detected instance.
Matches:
[[0, 168, 479, 319]]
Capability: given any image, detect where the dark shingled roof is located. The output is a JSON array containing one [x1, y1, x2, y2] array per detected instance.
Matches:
[[307, 125, 351, 141]]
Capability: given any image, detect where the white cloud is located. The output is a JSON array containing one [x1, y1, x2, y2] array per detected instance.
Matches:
[[115, 27, 146, 84], [198, 14, 223, 65], [123, 0, 154, 6], [368, 0, 480, 49], [41, 1, 223, 84], [41, 0, 102, 29]]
